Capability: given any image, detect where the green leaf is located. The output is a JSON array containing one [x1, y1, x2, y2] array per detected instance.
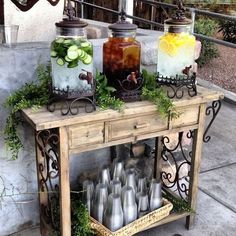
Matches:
[[141, 70, 178, 119], [105, 86, 116, 92]]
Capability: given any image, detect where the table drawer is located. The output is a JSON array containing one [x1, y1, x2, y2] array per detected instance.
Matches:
[[107, 114, 168, 141], [69, 122, 104, 149], [171, 105, 199, 128]]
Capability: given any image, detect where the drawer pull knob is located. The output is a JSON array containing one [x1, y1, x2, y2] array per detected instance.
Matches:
[[134, 123, 148, 129]]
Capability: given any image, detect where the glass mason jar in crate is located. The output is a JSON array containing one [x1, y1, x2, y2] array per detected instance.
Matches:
[[103, 15, 142, 101], [157, 17, 196, 78], [50, 17, 94, 96]]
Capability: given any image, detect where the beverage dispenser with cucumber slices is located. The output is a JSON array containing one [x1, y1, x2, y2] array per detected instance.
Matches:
[[50, 0, 94, 99]]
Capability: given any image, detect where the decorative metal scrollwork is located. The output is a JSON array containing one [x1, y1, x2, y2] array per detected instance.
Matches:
[[36, 129, 60, 229], [116, 75, 144, 102], [203, 100, 222, 143], [11, 0, 60, 11], [47, 97, 96, 115], [161, 131, 194, 200], [156, 73, 197, 99]]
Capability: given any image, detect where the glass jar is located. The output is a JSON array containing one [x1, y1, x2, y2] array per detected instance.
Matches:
[[103, 20, 141, 96], [50, 19, 94, 94], [157, 20, 196, 78]]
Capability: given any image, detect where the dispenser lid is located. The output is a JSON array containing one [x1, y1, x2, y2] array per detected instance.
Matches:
[[165, 0, 192, 25], [108, 10, 137, 31], [165, 17, 192, 25], [56, 18, 88, 28], [56, 0, 88, 28]]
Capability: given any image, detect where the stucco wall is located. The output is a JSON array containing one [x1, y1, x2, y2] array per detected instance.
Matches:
[[0, 42, 110, 236], [4, 1, 64, 42]]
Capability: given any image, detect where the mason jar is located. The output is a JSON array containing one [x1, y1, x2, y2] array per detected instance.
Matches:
[[157, 18, 196, 78], [50, 18, 94, 94], [103, 18, 141, 98]]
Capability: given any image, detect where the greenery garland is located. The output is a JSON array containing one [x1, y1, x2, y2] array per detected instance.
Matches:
[[3, 66, 177, 159], [141, 69, 178, 119], [3, 64, 51, 159]]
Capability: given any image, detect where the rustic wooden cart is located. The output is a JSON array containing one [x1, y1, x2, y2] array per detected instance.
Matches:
[[21, 86, 223, 236]]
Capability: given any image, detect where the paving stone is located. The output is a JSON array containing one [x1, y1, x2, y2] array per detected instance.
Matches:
[[200, 101, 236, 172], [137, 191, 236, 236], [199, 163, 236, 212]]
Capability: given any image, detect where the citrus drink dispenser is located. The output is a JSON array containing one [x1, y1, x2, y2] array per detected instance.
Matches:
[[50, 15, 93, 94], [157, 16, 196, 78]]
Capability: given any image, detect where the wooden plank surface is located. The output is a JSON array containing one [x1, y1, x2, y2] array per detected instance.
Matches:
[[186, 103, 206, 229], [69, 124, 199, 155], [59, 127, 71, 236], [21, 87, 223, 131], [144, 212, 191, 230]]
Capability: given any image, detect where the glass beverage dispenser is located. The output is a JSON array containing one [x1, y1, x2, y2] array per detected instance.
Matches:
[[50, 1, 94, 96], [103, 13, 142, 101], [157, 4, 196, 78]]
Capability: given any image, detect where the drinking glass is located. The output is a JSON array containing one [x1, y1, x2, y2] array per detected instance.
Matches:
[[0, 25, 19, 47]]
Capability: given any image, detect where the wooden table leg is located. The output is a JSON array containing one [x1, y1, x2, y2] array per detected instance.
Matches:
[[154, 137, 163, 180], [59, 127, 71, 236], [186, 104, 206, 229]]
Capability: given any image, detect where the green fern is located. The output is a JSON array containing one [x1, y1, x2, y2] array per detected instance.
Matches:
[[141, 69, 178, 119]]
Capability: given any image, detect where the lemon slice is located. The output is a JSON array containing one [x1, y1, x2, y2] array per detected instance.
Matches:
[[159, 39, 170, 54], [167, 43, 178, 56]]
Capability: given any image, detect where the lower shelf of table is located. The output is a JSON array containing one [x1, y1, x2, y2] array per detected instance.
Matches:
[[144, 211, 192, 231]]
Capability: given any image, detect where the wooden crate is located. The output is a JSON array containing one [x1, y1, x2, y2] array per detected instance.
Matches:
[[90, 198, 173, 236]]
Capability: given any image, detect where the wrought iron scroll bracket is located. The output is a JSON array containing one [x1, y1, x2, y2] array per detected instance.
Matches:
[[36, 129, 60, 230], [156, 73, 197, 99], [203, 100, 222, 143], [160, 131, 194, 200]]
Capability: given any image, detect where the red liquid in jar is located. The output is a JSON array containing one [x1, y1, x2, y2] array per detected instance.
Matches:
[[103, 37, 141, 92]]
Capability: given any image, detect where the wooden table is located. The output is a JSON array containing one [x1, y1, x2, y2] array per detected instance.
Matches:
[[22, 86, 223, 236]]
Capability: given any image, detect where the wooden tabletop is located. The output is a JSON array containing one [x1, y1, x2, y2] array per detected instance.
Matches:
[[21, 86, 224, 131]]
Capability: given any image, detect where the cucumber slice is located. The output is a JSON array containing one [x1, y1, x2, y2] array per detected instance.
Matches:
[[50, 50, 57, 58], [83, 54, 92, 65], [67, 50, 79, 60], [64, 55, 72, 62], [81, 50, 86, 57], [80, 53, 87, 61], [81, 41, 90, 48], [77, 49, 83, 57], [68, 45, 78, 52], [63, 39, 72, 45], [68, 60, 78, 68], [56, 58, 65, 66], [55, 38, 64, 44]]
